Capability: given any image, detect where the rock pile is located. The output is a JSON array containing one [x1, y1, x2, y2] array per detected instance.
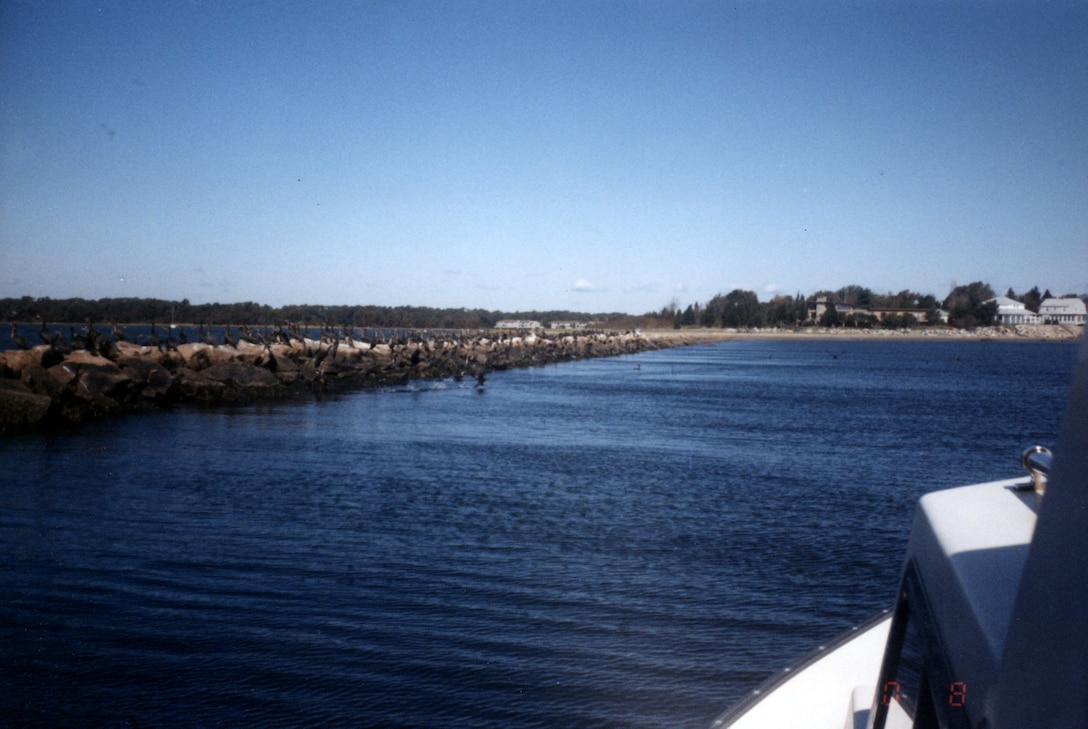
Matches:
[[0, 330, 658, 432]]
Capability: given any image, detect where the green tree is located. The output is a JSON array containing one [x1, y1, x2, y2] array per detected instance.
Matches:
[[766, 294, 806, 327], [835, 285, 873, 308], [1020, 286, 1042, 313], [718, 289, 763, 328], [818, 300, 842, 327], [943, 282, 997, 328]]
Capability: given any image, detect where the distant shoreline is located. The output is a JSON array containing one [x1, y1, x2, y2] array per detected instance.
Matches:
[[638, 324, 1082, 345]]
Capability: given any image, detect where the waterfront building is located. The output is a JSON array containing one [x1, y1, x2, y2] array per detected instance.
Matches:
[[808, 296, 868, 321], [989, 296, 1041, 325], [1038, 297, 1087, 325], [869, 307, 939, 324]]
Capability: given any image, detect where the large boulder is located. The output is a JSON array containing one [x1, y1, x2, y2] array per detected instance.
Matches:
[[233, 340, 266, 364], [256, 349, 298, 375], [74, 361, 129, 397], [26, 362, 77, 399], [318, 357, 356, 377], [368, 345, 394, 369], [175, 342, 213, 364], [118, 356, 176, 404], [67, 361, 132, 419], [0, 379, 53, 430], [178, 361, 283, 403], [114, 340, 173, 365], [175, 369, 228, 403], [115, 341, 154, 358], [3, 345, 64, 374], [200, 362, 279, 388], [181, 343, 241, 372], [295, 359, 319, 385], [64, 350, 115, 367]]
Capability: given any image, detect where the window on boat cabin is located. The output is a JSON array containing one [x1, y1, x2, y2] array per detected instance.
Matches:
[[881, 603, 927, 728], [876, 566, 970, 729]]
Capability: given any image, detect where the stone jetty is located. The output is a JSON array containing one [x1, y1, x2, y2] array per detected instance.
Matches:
[[0, 329, 686, 432]]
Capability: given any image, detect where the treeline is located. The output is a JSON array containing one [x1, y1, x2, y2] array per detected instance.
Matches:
[[659, 285, 945, 330], [0, 296, 628, 329], [660, 282, 1087, 330], [4, 281, 1084, 331]]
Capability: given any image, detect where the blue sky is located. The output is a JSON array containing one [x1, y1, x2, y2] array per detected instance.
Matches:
[[2, 1, 1086, 314]]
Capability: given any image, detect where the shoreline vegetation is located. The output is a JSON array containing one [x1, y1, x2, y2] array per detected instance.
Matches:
[[1, 323, 1081, 435]]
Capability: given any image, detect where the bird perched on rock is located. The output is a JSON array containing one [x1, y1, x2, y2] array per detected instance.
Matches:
[[198, 321, 216, 346], [221, 325, 238, 348], [47, 329, 70, 355], [84, 322, 102, 356], [10, 323, 29, 350], [97, 333, 120, 361], [69, 326, 87, 351]]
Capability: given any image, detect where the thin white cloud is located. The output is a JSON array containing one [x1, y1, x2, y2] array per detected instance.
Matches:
[[572, 278, 597, 292]]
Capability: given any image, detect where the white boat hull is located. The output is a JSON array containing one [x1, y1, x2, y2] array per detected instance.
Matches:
[[710, 613, 892, 729]]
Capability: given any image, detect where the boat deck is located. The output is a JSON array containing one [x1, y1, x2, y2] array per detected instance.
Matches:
[[709, 613, 892, 729]]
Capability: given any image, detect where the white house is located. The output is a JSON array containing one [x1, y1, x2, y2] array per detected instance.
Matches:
[[989, 297, 1041, 326], [1038, 297, 1086, 325], [494, 320, 543, 330]]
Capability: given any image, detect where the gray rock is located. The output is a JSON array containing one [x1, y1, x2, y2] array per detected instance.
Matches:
[[0, 380, 53, 430], [200, 362, 280, 388], [119, 356, 175, 403]]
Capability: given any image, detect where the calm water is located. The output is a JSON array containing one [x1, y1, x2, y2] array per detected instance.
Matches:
[[1, 339, 1078, 728]]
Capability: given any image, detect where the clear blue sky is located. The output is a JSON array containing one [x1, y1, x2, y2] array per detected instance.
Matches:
[[2, 1, 1086, 314]]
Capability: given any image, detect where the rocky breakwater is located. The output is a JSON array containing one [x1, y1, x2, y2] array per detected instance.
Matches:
[[0, 329, 664, 432]]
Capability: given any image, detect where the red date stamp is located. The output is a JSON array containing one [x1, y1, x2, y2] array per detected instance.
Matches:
[[881, 680, 966, 707]]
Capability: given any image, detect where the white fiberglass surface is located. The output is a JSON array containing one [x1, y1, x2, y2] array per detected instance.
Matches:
[[714, 616, 891, 729]]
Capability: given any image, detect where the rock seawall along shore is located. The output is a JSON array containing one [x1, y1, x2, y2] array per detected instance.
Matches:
[[0, 329, 691, 432], [3, 324, 1079, 433]]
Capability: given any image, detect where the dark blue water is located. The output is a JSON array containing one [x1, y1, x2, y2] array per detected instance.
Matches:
[[1, 339, 1078, 727]]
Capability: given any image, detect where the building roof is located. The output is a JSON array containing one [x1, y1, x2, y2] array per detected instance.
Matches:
[[1039, 298, 1087, 314], [991, 296, 1026, 310]]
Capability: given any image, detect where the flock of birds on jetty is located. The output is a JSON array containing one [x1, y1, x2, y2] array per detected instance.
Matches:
[[1, 320, 654, 430], [11, 321, 455, 361]]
